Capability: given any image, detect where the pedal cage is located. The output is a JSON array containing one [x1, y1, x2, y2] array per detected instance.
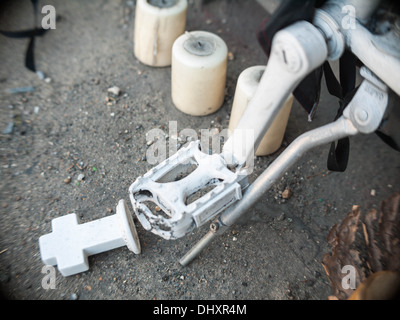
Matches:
[[129, 141, 248, 240]]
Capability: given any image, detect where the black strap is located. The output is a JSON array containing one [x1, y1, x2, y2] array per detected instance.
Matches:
[[0, 0, 49, 72], [257, 0, 328, 116], [257, 2, 357, 172], [324, 51, 356, 172]]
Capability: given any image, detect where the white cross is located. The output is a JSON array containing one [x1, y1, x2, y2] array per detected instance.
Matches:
[[39, 199, 141, 277]]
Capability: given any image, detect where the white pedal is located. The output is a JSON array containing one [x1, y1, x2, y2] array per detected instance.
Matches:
[[129, 141, 248, 240]]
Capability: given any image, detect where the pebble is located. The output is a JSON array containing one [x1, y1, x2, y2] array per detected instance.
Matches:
[[77, 174, 85, 182], [2, 122, 14, 134], [282, 189, 292, 199], [70, 293, 78, 300], [64, 176, 71, 184], [277, 212, 286, 221], [36, 70, 45, 80], [107, 86, 121, 96]]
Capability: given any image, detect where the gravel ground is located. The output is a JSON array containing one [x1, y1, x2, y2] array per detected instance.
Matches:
[[0, 0, 399, 301]]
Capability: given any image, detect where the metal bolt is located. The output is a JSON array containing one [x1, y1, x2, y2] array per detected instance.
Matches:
[[210, 222, 219, 232], [356, 109, 369, 123]]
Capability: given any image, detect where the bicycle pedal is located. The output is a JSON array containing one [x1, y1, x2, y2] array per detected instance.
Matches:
[[129, 141, 248, 240]]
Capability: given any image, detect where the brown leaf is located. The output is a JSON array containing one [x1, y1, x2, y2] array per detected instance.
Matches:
[[322, 206, 363, 299], [323, 193, 400, 300], [377, 192, 400, 271], [363, 209, 383, 273]]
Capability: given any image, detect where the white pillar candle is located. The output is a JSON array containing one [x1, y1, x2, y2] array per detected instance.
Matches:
[[228, 66, 294, 156], [134, 0, 188, 67], [171, 31, 228, 116]]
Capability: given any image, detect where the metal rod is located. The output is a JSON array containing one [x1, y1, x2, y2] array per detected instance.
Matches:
[[179, 230, 217, 266], [179, 116, 358, 266]]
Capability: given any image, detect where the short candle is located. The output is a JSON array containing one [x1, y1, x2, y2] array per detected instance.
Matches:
[[134, 0, 187, 67], [172, 31, 228, 116]]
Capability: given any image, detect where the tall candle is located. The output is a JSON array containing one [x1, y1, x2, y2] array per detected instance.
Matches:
[[228, 66, 294, 156], [171, 31, 228, 116], [134, 0, 188, 67]]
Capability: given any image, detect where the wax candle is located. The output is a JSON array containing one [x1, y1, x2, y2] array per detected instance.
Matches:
[[228, 66, 294, 156], [134, 0, 188, 67], [171, 31, 228, 116]]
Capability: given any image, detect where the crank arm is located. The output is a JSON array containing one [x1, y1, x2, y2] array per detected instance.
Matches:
[[222, 21, 328, 168]]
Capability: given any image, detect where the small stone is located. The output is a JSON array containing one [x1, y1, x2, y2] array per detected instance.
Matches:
[[107, 86, 121, 96], [77, 174, 85, 182], [155, 206, 161, 212], [162, 274, 169, 282], [36, 70, 45, 80], [228, 52, 235, 61], [64, 177, 71, 184], [282, 189, 292, 199], [2, 122, 14, 135], [70, 293, 78, 300], [106, 207, 113, 213], [277, 212, 286, 221], [370, 189, 376, 196]]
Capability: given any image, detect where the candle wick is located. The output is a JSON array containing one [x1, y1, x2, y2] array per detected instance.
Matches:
[[185, 32, 204, 49]]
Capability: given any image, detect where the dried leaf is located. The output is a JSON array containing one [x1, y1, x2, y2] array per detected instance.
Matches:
[[378, 192, 400, 271], [323, 193, 400, 300], [322, 206, 363, 299], [363, 209, 383, 273]]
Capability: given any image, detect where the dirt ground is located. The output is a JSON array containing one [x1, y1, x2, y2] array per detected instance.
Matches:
[[0, 0, 399, 300]]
